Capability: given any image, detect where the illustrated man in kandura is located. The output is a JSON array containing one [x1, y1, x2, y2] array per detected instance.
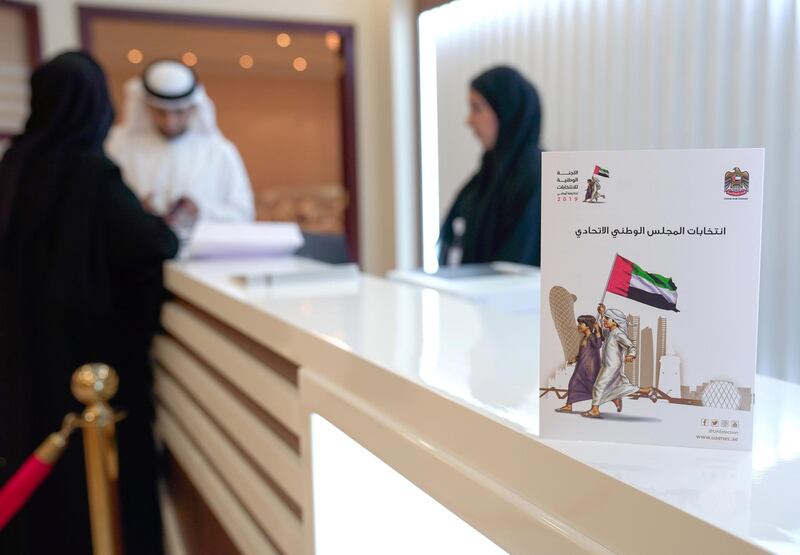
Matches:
[[581, 304, 657, 418], [590, 176, 604, 202]]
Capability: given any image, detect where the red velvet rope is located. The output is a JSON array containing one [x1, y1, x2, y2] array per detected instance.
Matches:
[[0, 455, 54, 530]]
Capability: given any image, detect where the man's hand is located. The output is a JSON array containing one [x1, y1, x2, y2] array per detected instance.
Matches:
[[597, 303, 606, 315], [141, 193, 157, 214], [166, 196, 199, 228], [624, 355, 635, 363], [567, 357, 576, 365], [171, 196, 199, 217]]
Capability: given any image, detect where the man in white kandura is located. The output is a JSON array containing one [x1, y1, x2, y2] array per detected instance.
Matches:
[[582, 303, 656, 418], [107, 59, 254, 223]]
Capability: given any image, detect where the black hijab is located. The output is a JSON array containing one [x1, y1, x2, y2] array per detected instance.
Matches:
[[439, 66, 542, 266], [0, 51, 115, 311], [0, 52, 113, 226]]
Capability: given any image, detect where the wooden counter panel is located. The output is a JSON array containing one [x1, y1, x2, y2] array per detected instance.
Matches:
[[157, 409, 282, 555], [162, 301, 302, 436]]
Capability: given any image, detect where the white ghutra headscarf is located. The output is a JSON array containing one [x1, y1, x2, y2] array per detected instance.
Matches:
[[118, 59, 220, 136], [603, 308, 628, 333]]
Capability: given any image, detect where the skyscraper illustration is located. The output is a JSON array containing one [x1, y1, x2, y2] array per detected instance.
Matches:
[[656, 317, 667, 387], [549, 286, 582, 363], [639, 326, 654, 388]]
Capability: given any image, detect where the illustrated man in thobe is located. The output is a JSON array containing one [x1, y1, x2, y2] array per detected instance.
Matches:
[[582, 304, 655, 418], [590, 177, 604, 202], [107, 59, 254, 226]]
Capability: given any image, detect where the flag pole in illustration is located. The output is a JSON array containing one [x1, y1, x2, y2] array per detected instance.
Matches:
[[601, 254, 679, 312]]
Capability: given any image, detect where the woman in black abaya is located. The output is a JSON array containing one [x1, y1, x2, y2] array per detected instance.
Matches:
[[438, 66, 543, 267], [0, 52, 178, 554]]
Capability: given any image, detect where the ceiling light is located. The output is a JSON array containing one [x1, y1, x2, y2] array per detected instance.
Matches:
[[239, 54, 254, 69], [324, 31, 341, 52], [293, 57, 308, 72], [276, 33, 291, 48], [127, 49, 143, 64], [182, 52, 198, 67]]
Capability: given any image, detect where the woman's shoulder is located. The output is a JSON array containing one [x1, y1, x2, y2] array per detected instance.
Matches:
[[64, 151, 133, 205], [72, 149, 122, 178], [509, 146, 542, 177]]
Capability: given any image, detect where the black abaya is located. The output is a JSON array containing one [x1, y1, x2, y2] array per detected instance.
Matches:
[[0, 52, 178, 555]]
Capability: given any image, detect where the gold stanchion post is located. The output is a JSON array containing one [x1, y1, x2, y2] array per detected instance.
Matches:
[[71, 363, 125, 555]]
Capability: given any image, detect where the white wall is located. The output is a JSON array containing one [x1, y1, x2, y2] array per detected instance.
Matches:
[[29, 0, 418, 276], [390, 0, 420, 271], [420, 0, 800, 383]]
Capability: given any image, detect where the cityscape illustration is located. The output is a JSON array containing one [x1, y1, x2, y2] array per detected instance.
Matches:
[[543, 286, 752, 411]]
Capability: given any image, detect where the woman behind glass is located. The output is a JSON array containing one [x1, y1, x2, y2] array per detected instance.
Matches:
[[0, 52, 178, 555], [439, 66, 542, 266]]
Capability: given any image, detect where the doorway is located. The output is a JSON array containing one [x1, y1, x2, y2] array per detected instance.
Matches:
[[80, 7, 358, 259]]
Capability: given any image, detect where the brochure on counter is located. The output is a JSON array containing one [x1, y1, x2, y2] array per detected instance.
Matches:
[[539, 148, 764, 450]]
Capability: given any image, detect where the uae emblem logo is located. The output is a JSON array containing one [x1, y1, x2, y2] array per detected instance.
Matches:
[[724, 167, 749, 197]]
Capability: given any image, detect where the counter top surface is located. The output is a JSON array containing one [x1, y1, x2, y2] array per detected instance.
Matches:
[[166, 256, 800, 554]]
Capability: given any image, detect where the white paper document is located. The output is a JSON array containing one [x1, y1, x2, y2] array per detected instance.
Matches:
[[186, 221, 304, 259], [539, 148, 764, 450], [231, 263, 360, 288]]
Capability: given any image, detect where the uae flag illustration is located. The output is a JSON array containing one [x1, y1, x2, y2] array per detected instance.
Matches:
[[606, 255, 678, 311], [593, 165, 610, 178]]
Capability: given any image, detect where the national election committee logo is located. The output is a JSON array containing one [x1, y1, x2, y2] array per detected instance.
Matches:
[[583, 165, 610, 204]]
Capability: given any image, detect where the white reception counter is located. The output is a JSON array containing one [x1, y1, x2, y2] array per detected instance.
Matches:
[[154, 256, 800, 555]]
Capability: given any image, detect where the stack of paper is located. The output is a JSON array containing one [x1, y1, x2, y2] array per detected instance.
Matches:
[[186, 222, 304, 259]]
